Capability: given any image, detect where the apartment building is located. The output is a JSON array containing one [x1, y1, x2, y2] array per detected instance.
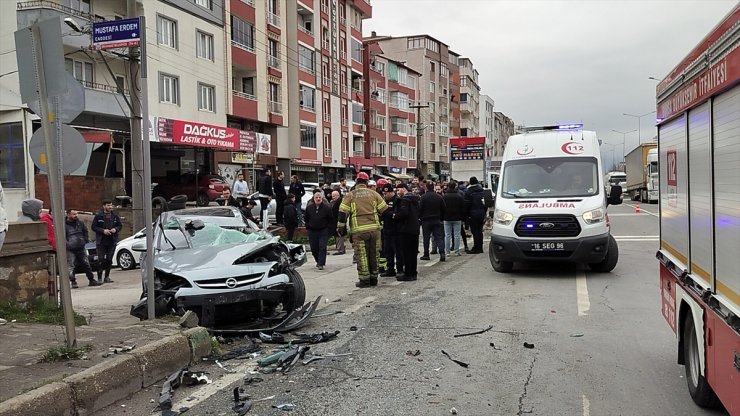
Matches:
[[492, 111, 515, 170], [447, 50, 460, 142], [362, 36, 419, 180], [457, 57, 479, 137], [373, 34, 452, 180], [479, 94, 495, 169]]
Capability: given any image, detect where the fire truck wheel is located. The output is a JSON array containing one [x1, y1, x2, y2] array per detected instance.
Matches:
[[489, 242, 513, 273], [683, 314, 721, 408], [588, 235, 619, 273]]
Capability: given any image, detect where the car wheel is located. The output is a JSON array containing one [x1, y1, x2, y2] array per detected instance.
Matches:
[[117, 249, 136, 270], [589, 235, 619, 272], [683, 314, 721, 408], [283, 267, 306, 311], [489, 241, 513, 273], [196, 192, 210, 207]]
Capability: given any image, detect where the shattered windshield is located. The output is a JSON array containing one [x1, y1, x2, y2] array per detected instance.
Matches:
[[159, 218, 265, 251], [501, 157, 599, 198]]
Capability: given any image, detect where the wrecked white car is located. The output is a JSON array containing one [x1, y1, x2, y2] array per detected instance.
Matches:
[[130, 206, 307, 328]]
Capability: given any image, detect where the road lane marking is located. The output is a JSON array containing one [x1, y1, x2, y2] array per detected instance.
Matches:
[[583, 394, 590, 416], [576, 270, 590, 316], [614, 238, 659, 242]]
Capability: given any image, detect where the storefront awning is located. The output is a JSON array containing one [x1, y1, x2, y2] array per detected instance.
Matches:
[[388, 172, 413, 180], [374, 173, 393, 180]]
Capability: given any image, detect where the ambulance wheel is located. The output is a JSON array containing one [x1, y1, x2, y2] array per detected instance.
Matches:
[[683, 314, 721, 408], [589, 235, 618, 272], [489, 242, 513, 273]]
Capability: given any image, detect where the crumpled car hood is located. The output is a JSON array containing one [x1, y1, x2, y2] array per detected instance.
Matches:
[[154, 240, 271, 274]]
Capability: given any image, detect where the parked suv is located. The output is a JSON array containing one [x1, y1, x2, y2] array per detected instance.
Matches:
[[152, 173, 227, 206]]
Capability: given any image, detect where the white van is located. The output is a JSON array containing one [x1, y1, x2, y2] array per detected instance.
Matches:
[[489, 124, 622, 273]]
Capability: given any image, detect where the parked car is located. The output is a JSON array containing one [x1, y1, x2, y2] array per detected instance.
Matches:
[[152, 173, 227, 206], [129, 206, 307, 328], [113, 229, 145, 270]]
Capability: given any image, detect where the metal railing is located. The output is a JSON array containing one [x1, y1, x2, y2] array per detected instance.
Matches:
[[298, 63, 315, 74], [323, 77, 331, 86], [300, 104, 315, 112], [340, 84, 348, 95], [298, 25, 313, 37], [267, 11, 280, 27], [322, 41, 330, 50], [323, 113, 331, 122], [241, 0, 255, 6], [231, 40, 255, 53], [268, 55, 281, 69], [342, 151, 348, 159], [17, 0, 104, 22], [233, 90, 256, 100], [353, 150, 364, 156], [80, 79, 128, 95], [352, 87, 362, 97], [324, 148, 331, 157], [270, 101, 282, 114]]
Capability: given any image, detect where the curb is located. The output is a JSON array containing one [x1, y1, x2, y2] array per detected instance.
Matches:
[[0, 327, 212, 416]]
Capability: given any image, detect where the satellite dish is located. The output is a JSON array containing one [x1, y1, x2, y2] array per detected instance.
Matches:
[[29, 124, 87, 174]]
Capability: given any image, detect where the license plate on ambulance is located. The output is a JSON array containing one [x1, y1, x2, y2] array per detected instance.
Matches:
[[530, 242, 565, 251]]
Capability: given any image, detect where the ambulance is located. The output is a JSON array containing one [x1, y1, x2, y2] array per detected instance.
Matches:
[[489, 124, 622, 273]]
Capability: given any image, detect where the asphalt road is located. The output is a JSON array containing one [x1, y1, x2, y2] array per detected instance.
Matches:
[[94, 201, 730, 416]]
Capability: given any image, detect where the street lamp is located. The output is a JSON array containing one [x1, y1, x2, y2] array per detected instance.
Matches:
[[610, 129, 636, 161], [622, 111, 656, 145]]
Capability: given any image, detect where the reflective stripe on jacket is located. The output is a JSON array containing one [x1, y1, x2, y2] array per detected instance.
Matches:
[[338, 184, 387, 232]]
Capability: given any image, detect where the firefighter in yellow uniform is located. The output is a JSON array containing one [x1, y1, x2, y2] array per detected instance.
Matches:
[[337, 172, 388, 288]]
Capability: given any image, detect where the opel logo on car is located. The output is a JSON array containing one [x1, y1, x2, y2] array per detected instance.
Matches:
[[225, 278, 237, 288], [539, 222, 555, 228]]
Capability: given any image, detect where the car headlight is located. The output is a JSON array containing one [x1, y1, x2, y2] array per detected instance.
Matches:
[[493, 209, 514, 225], [583, 208, 605, 224]]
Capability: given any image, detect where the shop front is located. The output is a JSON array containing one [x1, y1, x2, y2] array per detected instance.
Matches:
[[291, 159, 321, 184]]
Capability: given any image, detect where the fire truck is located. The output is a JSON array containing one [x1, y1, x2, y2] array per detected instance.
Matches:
[[655, 5, 739, 414]]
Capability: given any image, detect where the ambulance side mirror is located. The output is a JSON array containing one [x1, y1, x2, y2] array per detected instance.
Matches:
[[607, 185, 623, 206]]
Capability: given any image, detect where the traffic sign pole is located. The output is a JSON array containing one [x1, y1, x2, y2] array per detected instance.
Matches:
[[30, 23, 76, 348]]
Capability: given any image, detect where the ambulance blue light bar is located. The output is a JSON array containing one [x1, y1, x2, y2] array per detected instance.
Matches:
[[522, 123, 583, 132]]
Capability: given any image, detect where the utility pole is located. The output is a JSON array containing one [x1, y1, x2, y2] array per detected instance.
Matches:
[[409, 102, 429, 177], [128, 0, 144, 232]]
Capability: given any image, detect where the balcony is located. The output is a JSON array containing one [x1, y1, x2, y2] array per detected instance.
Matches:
[[300, 103, 315, 112], [17, 0, 104, 49], [268, 55, 281, 70], [341, 84, 348, 95], [80, 80, 130, 118], [232, 40, 257, 69], [324, 148, 332, 157], [353, 150, 364, 156], [267, 11, 281, 27], [232, 90, 258, 120], [298, 25, 313, 37], [270, 101, 282, 114], [323, 77, 331, 87], [241, 0, 255, 6]]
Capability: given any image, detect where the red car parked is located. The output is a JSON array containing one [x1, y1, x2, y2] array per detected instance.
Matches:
[[152, 173, 227, 206]]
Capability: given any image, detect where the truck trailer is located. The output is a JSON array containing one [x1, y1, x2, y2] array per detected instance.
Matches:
[[624, 143, 658, 203], [655, 5, 739, 414]]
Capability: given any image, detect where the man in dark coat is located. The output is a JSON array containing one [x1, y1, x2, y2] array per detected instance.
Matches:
[[329, 190, 345, 255], [419, 181, 446, 261], [219, 188, 240, 208], [380, 183, 403, 277], [283, 194, 298, 242], [273, 171, 287, 225], [304, 190, 333, 270], [288, 175, 306, 225], [258, 168, 274, 224], [91, 199, 123, 283], [65, 209, 100, 288], [442, 180, 465, 256], [392, 183, 420, 281], [464, 176, 486, 254]]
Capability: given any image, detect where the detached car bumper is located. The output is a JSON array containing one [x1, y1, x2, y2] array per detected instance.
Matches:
[[490, 234, 610, 264]]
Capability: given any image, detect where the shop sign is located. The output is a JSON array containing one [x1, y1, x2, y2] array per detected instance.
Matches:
[[293, 158, 322, 166], [153, 117, 256, 152], [389, 166, 402, 173], [450, 136, 485, 161], [231, 152, 253, 163], [256, 133, 271, 154]]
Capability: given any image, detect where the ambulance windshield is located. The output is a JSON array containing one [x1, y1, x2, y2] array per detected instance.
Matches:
[[501, 157, 599, 198]]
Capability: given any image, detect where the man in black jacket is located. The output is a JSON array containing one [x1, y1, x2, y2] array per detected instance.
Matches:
[[91, 199, 122, 284], [464, 176, 486, 254], [380, 184, 403, 277], [419, 181, 446, 261], [442, 181, 465, 256], [304, 191, 333, 270], [283, 194, 298, 241], [219, 188, 240, 208], [288, 175, 306, 225], [65, 209, 100, 288], [258, 168, 273, 224], [273, 171, 287, 225], [393, 183, 420, 281]]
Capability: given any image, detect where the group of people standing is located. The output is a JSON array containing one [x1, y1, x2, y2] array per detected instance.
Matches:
[[15, 198, 122, 289]]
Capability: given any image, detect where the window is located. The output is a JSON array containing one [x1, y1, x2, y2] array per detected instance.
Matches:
[[268, 39, 280, 68], [391, 117, 407, 135], [269, 82, 280, 105], [115, 74, 126, 93], [65, 58, 93, 85], [375, 115, 386, 130], [196, 31, 214, 60], [157, 15, 178, 48], [0, 122, 25, 188], [352, 103, 363, 124], [323, 131, 331, 151], [406, 75, 416, 90], [195, 0, 211, 9], [440, 122, 449, 137], [429, 102, 435, 113], [430, 61, 435, 72], [430, 142, 436, 154], [389, 92, 409, 111], [70, 0, 90, 13], [440, 64, 449, 78], [429, 82, 435, 94], [351, 38, 362, 62], [159, 73, 179, 104], [391, 143, 407, 160], [407, 37, 438, 52], [299, 85, 315, 111], [341, 103, 348, 125], [372, 140, 386, 157], [460, 93, 468, 103], [300, 125, 316, 148], [231, 16, 254, 51], [397, 67, 408, 86], [460, 77, 468, 87], [233, 76, 254, 96], [372, 88, 385, 103], [409, 123, 417, 137], [373, 61, 385, 75], [198, 83, 215, 111], [298, 45, 315, 73]]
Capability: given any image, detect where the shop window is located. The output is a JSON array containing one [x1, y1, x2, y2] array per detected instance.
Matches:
[[0, 122, 26, 188]]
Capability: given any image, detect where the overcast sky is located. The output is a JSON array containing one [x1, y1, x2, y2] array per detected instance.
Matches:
[[364, 0, 736, 168]]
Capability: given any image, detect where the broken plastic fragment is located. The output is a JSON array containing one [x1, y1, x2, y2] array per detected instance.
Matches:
[[441, 350, 469, 368], [523, 342, 535, 349], [273, 403, 296, 411], [453, 325, 493, 338], [570, 333, 584, 337]]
